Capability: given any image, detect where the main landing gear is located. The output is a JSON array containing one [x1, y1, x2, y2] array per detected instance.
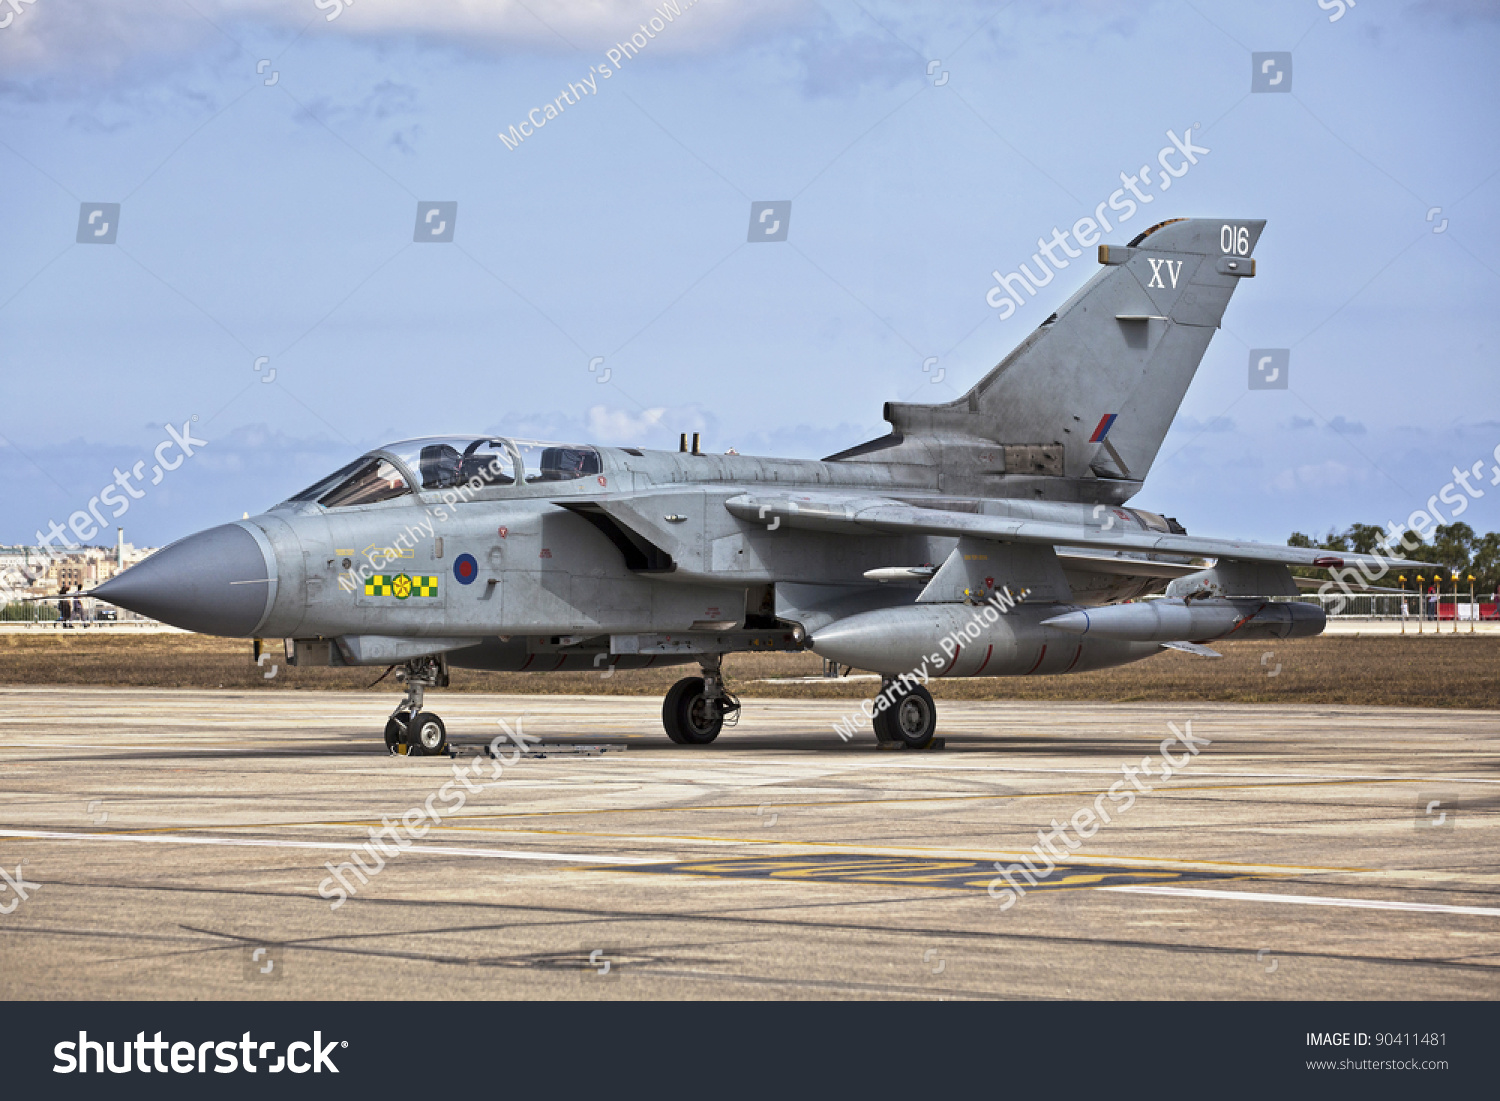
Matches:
[[662, 657, 741, 745], [873, 678, 938, 750], [385, 655, 450, 756]]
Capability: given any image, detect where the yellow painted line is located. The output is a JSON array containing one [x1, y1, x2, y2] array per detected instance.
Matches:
[[589, 857, 1271, 895]]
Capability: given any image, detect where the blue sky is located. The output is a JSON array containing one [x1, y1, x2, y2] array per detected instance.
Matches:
[[2, 0, 1497, 547]]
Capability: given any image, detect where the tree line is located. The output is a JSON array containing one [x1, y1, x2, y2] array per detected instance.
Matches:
[[1288, 523, 1500, 594]]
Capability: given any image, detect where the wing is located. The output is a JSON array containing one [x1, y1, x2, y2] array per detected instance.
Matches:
[[724, 493, 1441, 575]]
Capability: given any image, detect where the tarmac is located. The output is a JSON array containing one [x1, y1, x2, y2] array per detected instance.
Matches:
[[0, 686, 1496, 1000]]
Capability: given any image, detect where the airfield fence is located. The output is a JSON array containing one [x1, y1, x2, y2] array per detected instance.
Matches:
[[1, 600, 159, 627], [1303, 594, 1499, 621]]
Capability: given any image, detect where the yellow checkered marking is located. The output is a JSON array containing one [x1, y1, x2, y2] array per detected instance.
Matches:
[[363, 574, 438, 598]]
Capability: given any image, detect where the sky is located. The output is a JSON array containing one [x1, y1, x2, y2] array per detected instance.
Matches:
[[1, 0, 1497, 548]]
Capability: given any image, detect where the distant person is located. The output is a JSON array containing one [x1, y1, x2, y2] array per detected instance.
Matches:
[[57, 589, 72, 630], [72, 595, 86, 629]]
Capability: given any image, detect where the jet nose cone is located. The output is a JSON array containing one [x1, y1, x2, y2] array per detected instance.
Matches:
[[1040, 610, 1090, 635], [94, 523, 272, 636]]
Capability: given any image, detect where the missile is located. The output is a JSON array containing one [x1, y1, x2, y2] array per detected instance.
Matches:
[[1041, 599, 1325, 643], [810, 602, 1160, 678]]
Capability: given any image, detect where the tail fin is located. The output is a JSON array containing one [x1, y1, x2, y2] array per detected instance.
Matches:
[[832, 218, 1263, 501]]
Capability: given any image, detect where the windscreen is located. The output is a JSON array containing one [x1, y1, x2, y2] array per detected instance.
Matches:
[[288, 457, 367, 503], [316, 459, 411, 508]]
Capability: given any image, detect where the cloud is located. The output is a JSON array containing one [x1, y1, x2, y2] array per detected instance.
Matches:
[[586, 404, 671, 443], [0, 0, 813, 80], [1325, 415, 1367, 436], [1287, 416, 1316, 431]]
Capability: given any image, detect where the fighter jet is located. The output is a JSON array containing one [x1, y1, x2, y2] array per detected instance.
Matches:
[[90, 218, 1435, 752]]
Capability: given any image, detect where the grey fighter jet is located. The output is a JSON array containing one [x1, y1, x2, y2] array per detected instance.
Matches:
[[90, 218, 1435, 752]]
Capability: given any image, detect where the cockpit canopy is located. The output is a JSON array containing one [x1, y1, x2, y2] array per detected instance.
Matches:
[[288, 436, 602, 509]]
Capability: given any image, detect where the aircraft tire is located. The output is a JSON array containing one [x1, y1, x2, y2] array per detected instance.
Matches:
[[406, 711, 448, 756], [662, 676, 723, 745], [384, 717, 404, 754], [879, 683, 937, 749]]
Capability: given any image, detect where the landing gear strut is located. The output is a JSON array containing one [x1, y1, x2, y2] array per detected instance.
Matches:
[[873, 678, 938, 749], [662, 657, 740, 745], [385, 655, 450, 756]]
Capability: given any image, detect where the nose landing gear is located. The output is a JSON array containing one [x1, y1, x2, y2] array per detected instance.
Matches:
[[385, 655, 450, 756]]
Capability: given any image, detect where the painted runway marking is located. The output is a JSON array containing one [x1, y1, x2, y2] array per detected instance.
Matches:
[[0, 828, 655, 865], [1103, 884, 1500, 917], [608, 853, 1266, 892]]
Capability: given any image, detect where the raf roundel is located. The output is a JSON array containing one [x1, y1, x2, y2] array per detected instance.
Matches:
[[453, 553, 479, 585]]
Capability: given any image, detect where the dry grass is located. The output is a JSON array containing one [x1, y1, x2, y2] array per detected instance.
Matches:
[[0, 631, 1495, 708]]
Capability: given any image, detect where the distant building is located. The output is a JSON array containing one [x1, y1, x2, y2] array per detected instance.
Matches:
[[1, 528, 157, 599]]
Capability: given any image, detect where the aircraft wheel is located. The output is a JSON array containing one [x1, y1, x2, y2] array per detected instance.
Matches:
[[663, 676, 723, 745], [876, 683, 937, 749], [406, 711, 448, 756], [384, 717, 404, 754]]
